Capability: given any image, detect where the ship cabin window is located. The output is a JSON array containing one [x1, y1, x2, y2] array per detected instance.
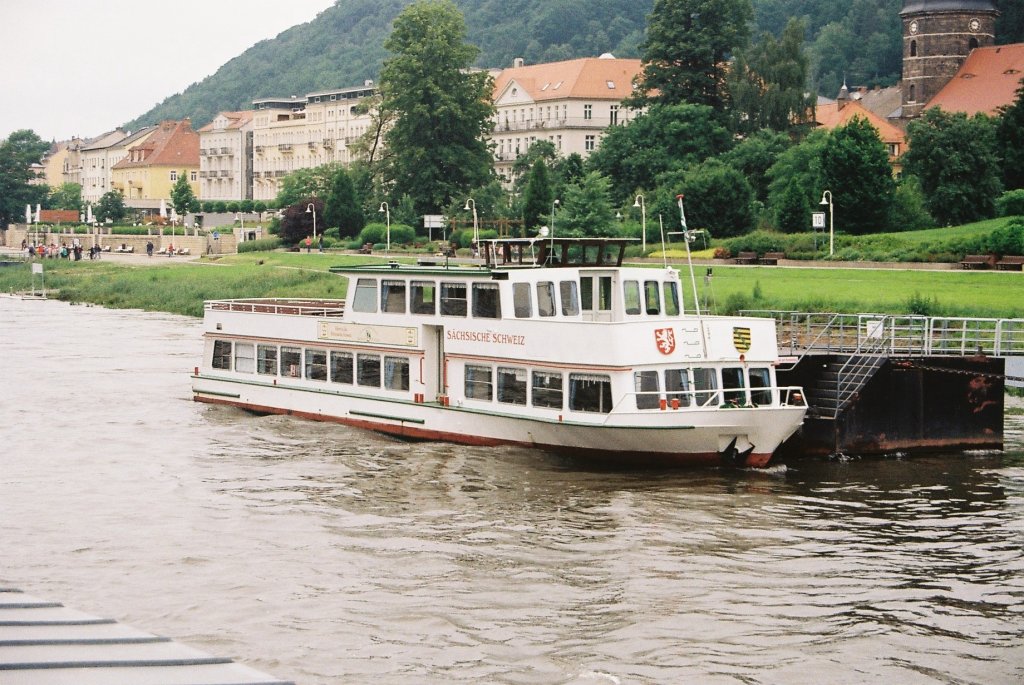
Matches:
[[722, 367, 747, 406], [634, 370, 660, 409], [749, 367, 772, 405], [281, 346, 302, 378], [305, 348, 328, 381], [441, 282, 468, 316], [411, 281, 436, 315], [353, 278, 378, 313], [560, 281, 580, 316], [580, 276, 612, 314], [513, 282, 533, 318], [234, 343, 255, 373], [465, 364, 493, 400], [537, 282, 556, 317], [665, 368, 691, 407], [532, 371, 563, 408], [472, 283, 502, 318], [664, 282, 680, 316], [330, 351, 354, 384], [645, 281, 661, 315], [497, 366, 528, 404], [624, 280, 642, 315], [569, 373, 613, 413], [384, 356, 410, 391], [693, 368, 720, 407], [381, 279, 406, 314], [257, 344, 278, 375], [357, 353, 381, 387], [212, 340, 232, 370]]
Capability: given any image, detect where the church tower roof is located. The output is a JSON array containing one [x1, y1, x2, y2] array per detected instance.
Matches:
[[901, 1, 997, 16]]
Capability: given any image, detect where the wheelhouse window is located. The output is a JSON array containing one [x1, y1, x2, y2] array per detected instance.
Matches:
[[693, 368, 720, 407], [330, 350, 353, 384], [624, 280, 641, 315], [465, 365, 493, 400], [234, 343, 255, 373], [257, 345, 278, 375], [665, 368, 692, 407], [384, 356, 410, 391], [281, 346, 302, 378], [722, 367, 747, 406], [664, 282, 680, 316], [749, 367, 772, 406], [441, 282, 468, 316], [513, 282, 532, 318], [381, 279, 406, 314], [580, 276, 612, 313], [212, 340, 232, 370], [644, 281, 660, 315], [532, 371, 563, 409], [305, 348, 327, 381], [634, 370, 660, 409], [411, 280, 436, 315], [352, 278, 378, 313], [537, 282, 556, 317], [497, 367, 527, 405], [569, 373, 613, 413], [357, 353, 381, 387], [472, 283, 501, 318], [560, 280, 579, 316]]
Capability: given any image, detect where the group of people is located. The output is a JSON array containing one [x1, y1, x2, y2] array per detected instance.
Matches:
[[22, 238, 87, 261]]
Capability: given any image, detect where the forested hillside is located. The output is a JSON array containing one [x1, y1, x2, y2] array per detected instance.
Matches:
[[123, 0, 1024, 132]]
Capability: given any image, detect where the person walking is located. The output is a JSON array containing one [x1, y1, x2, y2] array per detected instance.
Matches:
[[146, 241, 154, 257]]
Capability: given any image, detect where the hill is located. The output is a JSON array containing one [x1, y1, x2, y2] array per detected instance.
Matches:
[[123, 0, 1024, 132]]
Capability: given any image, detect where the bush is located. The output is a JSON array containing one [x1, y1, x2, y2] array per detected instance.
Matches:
[[985, 218, 1024, 256], [996, 189, 1024, 217], [239, 200, 255, 213], [237, 237, 281, 253]]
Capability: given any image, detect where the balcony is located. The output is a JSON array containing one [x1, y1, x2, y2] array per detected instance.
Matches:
[[199, 171, 208, 178], [199, 148, 208, 156], [254, 146, 264, 154], [274, 170, 286, 177], [278, 144, 294, 152], [323, 138, 334, 148], [219, 170, 231, 178], [220, 147, 231, 155]]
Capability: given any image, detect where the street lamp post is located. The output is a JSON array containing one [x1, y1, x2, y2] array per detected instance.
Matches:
[[305, 202, 317, 243], [550, 199, 559, 237], [819, 190, 834, 257], [463, 198, 478, 249], [633, 194, 646, 253], [378, 202, 390, 254]]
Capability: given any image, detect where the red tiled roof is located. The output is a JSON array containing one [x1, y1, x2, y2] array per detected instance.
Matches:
[[926, 44, 1024, 116], [492, 57, 642, 102], [113, 120, 199, 169], [816, 101, 907, 149], [197, 110, 254, 132]]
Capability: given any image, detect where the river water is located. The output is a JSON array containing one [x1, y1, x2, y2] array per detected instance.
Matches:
[[2, 297, 1023, 684]]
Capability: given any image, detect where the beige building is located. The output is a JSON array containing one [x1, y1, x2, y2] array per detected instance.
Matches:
[[111, 119, 200, 206], [198, 111, 254, 201], [80, 128, 157, 203]]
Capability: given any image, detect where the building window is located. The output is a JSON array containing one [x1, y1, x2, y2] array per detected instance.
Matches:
[[585, 135, 596, 152], [584, 104, 593, 120], [909, 84, 916, 102], [190, 170, 197, 182], [610, 105, 619, 126], [910, 40, 917, 57], [170, 170, 178, 182]]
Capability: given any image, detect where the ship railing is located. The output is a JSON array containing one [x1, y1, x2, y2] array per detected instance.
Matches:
[[614, 385, 807, 416], [205, 298, 345, 317]]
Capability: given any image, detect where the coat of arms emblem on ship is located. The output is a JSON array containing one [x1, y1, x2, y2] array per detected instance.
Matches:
[[733, 326, 752, 353], [654, 328, 676, 355]]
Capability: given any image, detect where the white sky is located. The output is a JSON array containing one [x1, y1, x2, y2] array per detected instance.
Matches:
[[0, 0, 337, 143]]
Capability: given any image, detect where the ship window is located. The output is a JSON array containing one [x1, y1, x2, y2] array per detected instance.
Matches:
[[353, 278, 378, 312], [472, 283, 501, 318], [664, 282, 680, 316], [465, 364, 493, 400], [560, 281, 579, 316], [624, 280, 642, 315], [411, 281, 436, 315], [599, 277, 612, 311], [634, 371, 661, 409], [357, 353, 381, 387], [384, 356, 410, 391], [381, 279, 406, 313], [722, 367, 747, 406], [441, 282, 468, 316], [257, 345, 278, 375], [644, 281, 661, 315], [537, 282, 556, 317], [305, 348, 328, 381], [281, 346, 302, 378], [749, 367, 772, 406], [497, 366, 527, 405], [330, 350, 353, 384], [569, 373, 613, 413], [665, 368, 692, 407], [693, 368, 720, 407], [234, 343, 254, 373], [212, 340, 232, 370], [531, 371, 563, 408], [581, 278, 593, 310], [513, 282, 533, 318]]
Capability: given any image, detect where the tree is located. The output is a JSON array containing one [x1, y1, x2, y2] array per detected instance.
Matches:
[[820, 116, 896, 234], [522, 159, 554, 232], [380, 0, 495, 215], [997, 81, 1024, 190], [766, 129, 829, 230], [278, 198, 322, 245], [49, 183, 83, 212], [654, 160, 755, 238], [94, 190, 128, 224], [720, 129, 792, 203], [558, 171, 616, 237], [170, 171, 197, 221], [324, 166, 364, 237], [776, 179, 811, 234], [511, 140, 557, 193], [275, 165, 338, 208], [633, 0, 753, 111], [904, 109, 1002, 225], [0, 129, 49, 230]]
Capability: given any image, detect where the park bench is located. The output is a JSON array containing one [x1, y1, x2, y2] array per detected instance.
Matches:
[[734, 251, 758, 265], [114, 244, 134, 253], [996, 255, 1024, 271], [759, 252, 785, 265], [358, 242, 374, 254], [960, 254, 992, 269]]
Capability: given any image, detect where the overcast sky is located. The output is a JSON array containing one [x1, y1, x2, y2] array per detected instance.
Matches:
[[0, 0, 336, 143]]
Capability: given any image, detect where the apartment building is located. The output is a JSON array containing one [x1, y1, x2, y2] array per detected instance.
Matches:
[[111, 119, 200, 205], [198, 111, 254, 201]]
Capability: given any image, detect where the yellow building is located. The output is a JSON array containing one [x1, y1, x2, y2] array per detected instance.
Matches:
[[112, 120, 200, 205]]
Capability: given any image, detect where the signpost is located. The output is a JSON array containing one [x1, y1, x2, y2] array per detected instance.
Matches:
[[812, 211, 826, 250]]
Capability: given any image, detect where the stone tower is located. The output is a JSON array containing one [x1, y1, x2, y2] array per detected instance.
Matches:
[[900, 0, 999, 118]]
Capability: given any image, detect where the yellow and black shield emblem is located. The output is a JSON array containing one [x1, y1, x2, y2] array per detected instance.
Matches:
[[733, 327, 751, 353]]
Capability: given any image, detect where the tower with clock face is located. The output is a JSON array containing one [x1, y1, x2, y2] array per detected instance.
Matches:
[[900, 0, 999, 119]]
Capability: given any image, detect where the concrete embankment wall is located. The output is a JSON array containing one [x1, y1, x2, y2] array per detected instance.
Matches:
[[3, 225, 237, 255]]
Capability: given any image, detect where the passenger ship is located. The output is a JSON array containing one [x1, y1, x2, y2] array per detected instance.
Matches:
[[192, 238, 807, 467]]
